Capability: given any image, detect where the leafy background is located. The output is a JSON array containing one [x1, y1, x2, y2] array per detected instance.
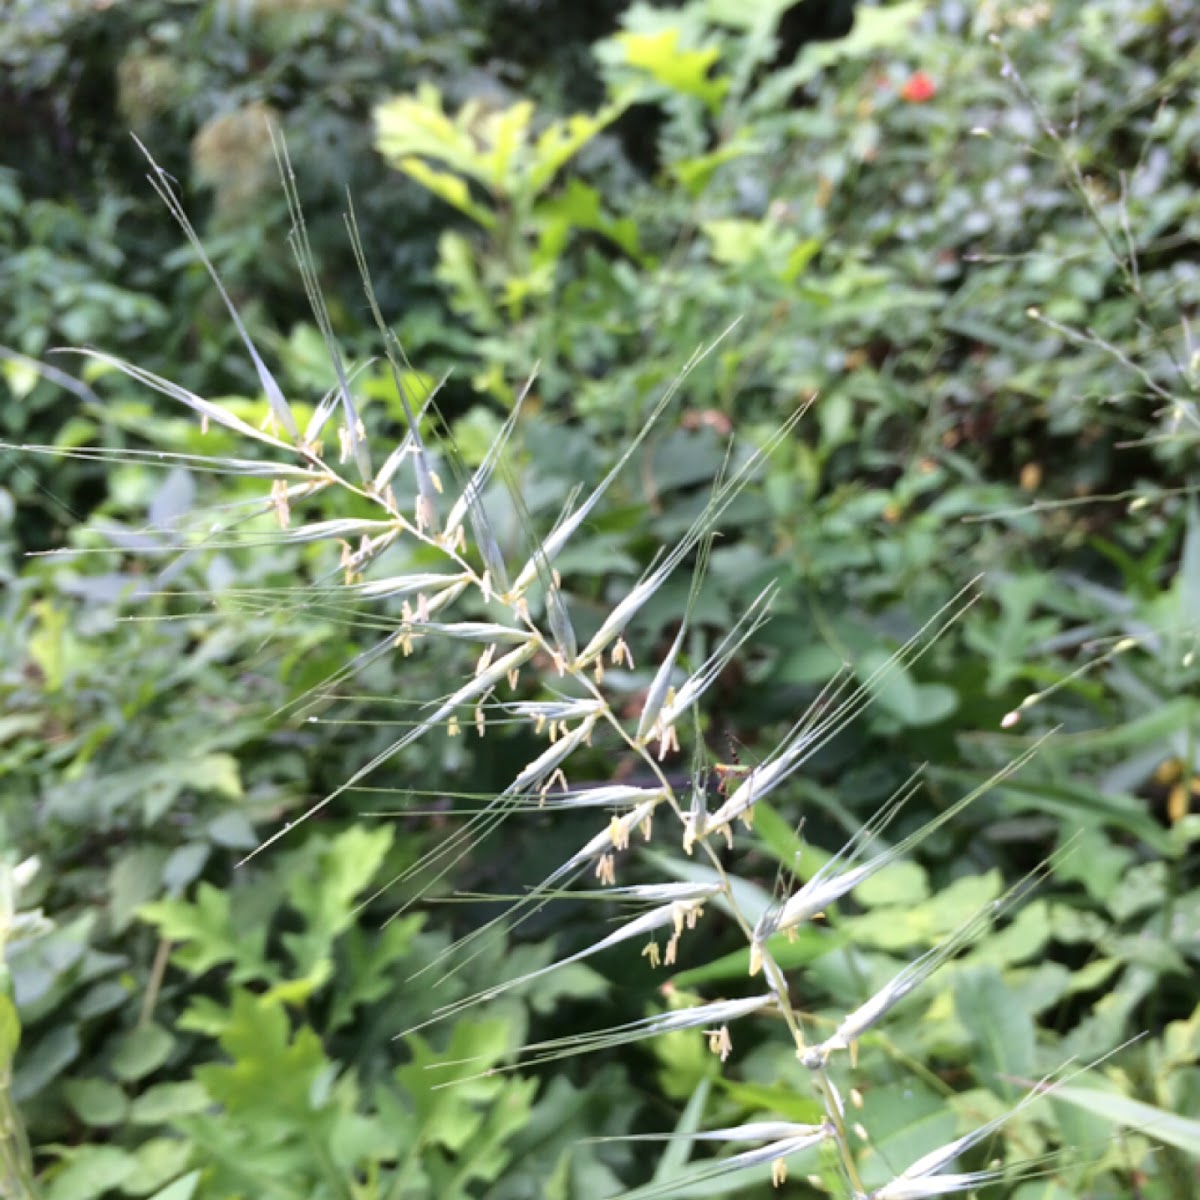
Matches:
[[2, 0, 1199, 1198]]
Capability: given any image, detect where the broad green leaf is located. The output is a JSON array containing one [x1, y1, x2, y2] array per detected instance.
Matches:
[[855, 1078, 956, 1193], [206, 809, 257, 850], [853, 649, 959, 726], [130, 1140, 195, 1198], [178, 753, 242, 800], [13, 1023, 80, 1100], [29, 600, 71, 692], [851, 860, 930, 909], [261, 967, 331, 1008], [780, 237, 823, 282], [64, 1076, 129, 1126], [110, 848, 169, 934], [45, 1146, 138, 1200], [2, 355, 40, 399], [395, 1019, 517, 1155], [161, 842, 209, 895], [110, 1023, 174, 1083], [0, 712, 43, 743], [954, 967, 1036, 1100], [536, 179, 640, 265], [847, 871, 1002, 951], [129, 1081, 211, 1123], [328, 915, 426, 1032], [145, 1171, 201, 1200]]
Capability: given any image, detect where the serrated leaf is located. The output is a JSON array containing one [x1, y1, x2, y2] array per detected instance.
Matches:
[[618, 29, 729, 112], [195, 990, 328, 1116], [140, 885, 250, 977], [283, 826, 394, 975], [400, 158, 496, 229]]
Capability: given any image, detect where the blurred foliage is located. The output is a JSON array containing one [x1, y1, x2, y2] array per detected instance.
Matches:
[[3, 0, 1200, 1197]]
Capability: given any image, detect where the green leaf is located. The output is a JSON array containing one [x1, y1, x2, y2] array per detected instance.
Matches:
[[178, 753, 242, 800], [667, 925, 833, 989], [703, 0, 793, 29], [283, 826, 393, 975], [713, 1079, 824, 1124], [1052, 1083, 1200, 1158], [652, 1077, 711, 1181], [954, 967, 1035, 1100], [703, 218, 767, 266], [13, 1023, 80, 1100], [618, 29, 729, 112], [144, 1172, 201, 1200], [128, 1141, 195, 1198], [195, 990, 328, 1117], [45, 1146, 138, 1200], [852, 649, 958, 726], [855, 1078, 956, 1193], [375, 84, 489, 186], [129, 1081, 211, 1123], [140, 884, 268, 978], [399, 158, 496, 229], [851, 860, 930, 909], [395, 1019, 517, 1153], [670, 143, 751, 197], [327, 915, 425, 1031], [110, 848, 169, 934], [64, 1076, 129, 1126], [110, 1023, 174, 1083], [978, 773, 1174, 854], [161, 843, 210, 895], [847, 871, 1002, 951], [3, 355, 40, 400], [528, 107, 623, 194], [206, 810, 257, 850], [536, 179, 640, 265]]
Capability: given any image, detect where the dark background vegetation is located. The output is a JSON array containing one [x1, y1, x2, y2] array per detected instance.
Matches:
[[2, 1, 1198, 1198]]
